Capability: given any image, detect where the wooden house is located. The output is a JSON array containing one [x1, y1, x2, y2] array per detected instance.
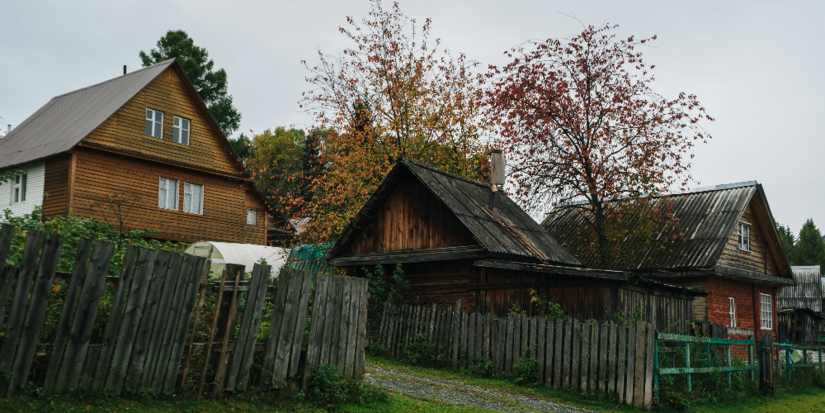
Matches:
[[0, 59, 289, 245], [543, 181, 795, 340], [326, 159, 706, 330], [777, 266, 823, 344]]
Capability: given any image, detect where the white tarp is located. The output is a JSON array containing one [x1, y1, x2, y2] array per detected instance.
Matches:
[[184, 241, 290, 279]]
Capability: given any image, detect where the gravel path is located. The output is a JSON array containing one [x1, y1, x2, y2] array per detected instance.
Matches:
[[365, 365, 596, 413]]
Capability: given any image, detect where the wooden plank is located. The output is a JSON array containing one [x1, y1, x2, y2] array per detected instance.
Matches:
[[128, 250, 173, 391], [259, 269, 291, 388], [608, 322, 618, 397], [554, 319, 563, 389], [505, 315, 514, 374], [617, 323, 627, 403], [544, 319, 554, 387], [633, 321, 646, 407], [460, 312, 468, 368], [302, 273, 330, 388], [335, 277, 353, 376], [319, 276, 339, 366], [8, 232, 65, 395], [599, 321, 608, 395], [147, 253, 189, 393], [495, 316, 505, 375], [43, 238, 93, 393], [580, 321, 590, 392], [521, 316, 529, 359], [0, 230, 44, 390], [105, 248, 157, 394], [234, 263, 270, 390], [513, 315, 521, 367], [163, 256, 209, 394], [56, 240, 114, 392], [179, 257, 211, 391], [536, 318, 545, 385], [328, 275, 344, 367], [140, 252, 185, 391], [563, 320, 573, 390], [226, 263, 265, 391], [484, 314, 491, 362], [467, 312, 475, 365], [625, 323, 636, 405], [345, 279, 361, 379], [271, 270, 305, 382], [452, 300, 461, 368], [353, 278, 369, 380], [571, 320, 581, 391], [0, 224, 19, 336], [644, 323, 654, 409], [212, 264, 243, 398], [89, 245, 138, 392], [590, 322, 599, 394], [197, 264, 229, 397]]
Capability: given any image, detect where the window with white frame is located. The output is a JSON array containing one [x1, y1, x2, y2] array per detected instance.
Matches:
[[173, 116, 190, 145], [145, 108, 163, 138], [247, 209, 258, 225], [158, 177, 178, 210], [728, 297, 737, 327], [760, 293, 772, 330], [737, 222, 750, 251], [10, 172, 26, 204], [183, 182, 203, 214]]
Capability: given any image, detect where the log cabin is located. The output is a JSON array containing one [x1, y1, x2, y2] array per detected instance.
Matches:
[[543, 181, 795, 341], [326, 159, 706, 330], [0, 58, 290, 245], [777, 266, 823, 344]]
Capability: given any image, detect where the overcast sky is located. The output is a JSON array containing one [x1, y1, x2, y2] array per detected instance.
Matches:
[[2, 0, 823, 234]]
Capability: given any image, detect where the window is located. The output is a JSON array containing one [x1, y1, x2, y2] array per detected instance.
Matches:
[[737, 222, 750, 251], [760, 293, 772, 330], [11, 172, 26, 204], [183, 182, 203, 214], [158, 177, 178, 210], [247, 209, 258, 225], [145, 108, 163, 138], [728, 297, 737, 327], [173, 116, 190, 145]]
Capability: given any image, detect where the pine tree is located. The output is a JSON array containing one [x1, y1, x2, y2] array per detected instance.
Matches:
[[775, 222, 796, 265], [795, 219, 825, 268]]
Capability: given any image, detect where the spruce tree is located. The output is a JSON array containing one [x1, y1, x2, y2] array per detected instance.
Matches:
[[794, 219, 825, 268]]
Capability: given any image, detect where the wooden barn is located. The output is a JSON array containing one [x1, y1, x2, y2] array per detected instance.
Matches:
[[544, 181, 795, 340], [326, 159, 706, 330], [777, 266, 824, 344]]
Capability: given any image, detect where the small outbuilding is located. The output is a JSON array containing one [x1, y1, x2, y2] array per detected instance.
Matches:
[[777, 266, 824, 344], [326, 159, 706, 330], [185, 241, 290, 279]]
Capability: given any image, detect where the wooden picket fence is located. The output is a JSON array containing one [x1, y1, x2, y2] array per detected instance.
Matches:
[[378, 300, 656, 409], [0, 225, 368, 397]]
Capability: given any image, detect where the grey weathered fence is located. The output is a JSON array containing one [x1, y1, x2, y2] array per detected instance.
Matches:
[[378, 301, 656, 409], [0, 225, 367, 398]]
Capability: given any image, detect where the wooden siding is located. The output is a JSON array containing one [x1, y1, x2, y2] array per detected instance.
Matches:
[[348, 177, 476, 254], [70, 147, 265, 244], [80, 66, 241, 175], [43, 155, 71, 218], [676, 278, 708, 321], [719, 202, 779, 276]]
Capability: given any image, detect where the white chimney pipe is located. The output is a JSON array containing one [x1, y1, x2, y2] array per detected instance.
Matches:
[[490, 149, 505, 187]]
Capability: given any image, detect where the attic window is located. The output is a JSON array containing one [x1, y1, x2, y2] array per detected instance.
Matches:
[[145, 108, 163, 138], [173, 116, 190, 145], [737, 222, 750, 251]]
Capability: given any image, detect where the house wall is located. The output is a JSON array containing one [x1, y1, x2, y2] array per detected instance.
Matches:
[[705, 276, 777, 357], [0, 161, 45, 220], [348, 176, 477, 254], [43, 155, 71, 218], [718, 202, 780, 276], [69, 147, 266, 244], [80, 66, 241, 175]]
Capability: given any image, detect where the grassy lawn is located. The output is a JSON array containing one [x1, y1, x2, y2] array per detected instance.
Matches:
[[0, 386, 489, 413], [365, 355, 825, 413]]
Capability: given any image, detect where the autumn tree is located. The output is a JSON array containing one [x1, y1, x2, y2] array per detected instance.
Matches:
[[487, 24, 713, 266], [290, 0, 490, 241], [246, 127, 306, 206]]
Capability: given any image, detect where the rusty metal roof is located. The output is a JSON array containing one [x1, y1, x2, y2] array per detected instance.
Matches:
[[0, 59, 176, 169], [328, 159, 582, 266], [778, 266, 822, 312], [542, 181, 792, 275]]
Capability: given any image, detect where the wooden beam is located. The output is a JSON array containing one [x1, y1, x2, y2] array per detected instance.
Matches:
[[328, 245, 485, 267], [472, 259, 627, 281]]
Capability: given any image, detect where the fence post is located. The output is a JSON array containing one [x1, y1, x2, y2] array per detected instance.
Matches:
[[748, 335, 754, 383], [685, 342, 691, 393], [786, 339, 791, 384], [653, 331, 659, 405], [726, 343, 732, 390]]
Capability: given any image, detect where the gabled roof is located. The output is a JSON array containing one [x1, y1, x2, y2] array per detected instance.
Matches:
[[328, 159, 581, 266], [0, 59, 181, 169], [542, 181, 793, 278], [778, 266, 822, 312]]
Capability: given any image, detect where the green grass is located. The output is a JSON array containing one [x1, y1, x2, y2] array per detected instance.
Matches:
[[0, 386, 490, 413], [366, 355, 825, 412]]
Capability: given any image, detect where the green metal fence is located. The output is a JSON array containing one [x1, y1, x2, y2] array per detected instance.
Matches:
[[774, 340, 825, 384], [655, 333, 758, 401]]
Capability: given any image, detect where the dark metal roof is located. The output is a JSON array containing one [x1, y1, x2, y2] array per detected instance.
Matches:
[[328, 160, 582, 266], [542, 181, 793, 279], [0, 59, 176, 169], [778, 266, 822, 312]]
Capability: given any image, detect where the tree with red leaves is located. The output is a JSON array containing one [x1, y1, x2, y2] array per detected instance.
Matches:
[[486, 24, 713, 266]]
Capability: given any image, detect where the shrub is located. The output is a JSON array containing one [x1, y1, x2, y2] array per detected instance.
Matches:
[[304, 364, 388, 409], [512, 347, 540, 386], [363, 263, 409, 325], [400, 333, 448, 367]]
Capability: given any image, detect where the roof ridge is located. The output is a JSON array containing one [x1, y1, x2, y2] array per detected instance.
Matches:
[[556, 180, 759, 208], [401, 158, 491, 189], [52, 58, 176, 99]]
